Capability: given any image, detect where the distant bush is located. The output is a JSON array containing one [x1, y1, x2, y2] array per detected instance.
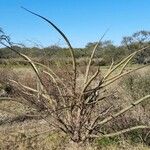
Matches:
[[121, 72, 150, 101]]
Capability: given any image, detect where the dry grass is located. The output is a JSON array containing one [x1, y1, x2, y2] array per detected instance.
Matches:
[[0, 66, 150, 149]]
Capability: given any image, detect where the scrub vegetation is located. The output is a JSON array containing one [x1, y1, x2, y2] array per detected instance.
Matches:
[[0, 8, 150, 150]]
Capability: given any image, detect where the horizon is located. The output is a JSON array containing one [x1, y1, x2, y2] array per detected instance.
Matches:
[[1, 0, 150, 48]]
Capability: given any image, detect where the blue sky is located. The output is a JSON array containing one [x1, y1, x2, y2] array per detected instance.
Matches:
[[0, 0, 150, 48]]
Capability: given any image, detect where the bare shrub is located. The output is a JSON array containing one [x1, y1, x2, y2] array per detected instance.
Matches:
[[0, 8, 150, 147]]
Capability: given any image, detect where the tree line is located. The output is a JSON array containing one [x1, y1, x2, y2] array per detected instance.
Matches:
[[0, 30, 150, 65]]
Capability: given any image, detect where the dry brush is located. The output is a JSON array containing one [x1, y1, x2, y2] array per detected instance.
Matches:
[[0, 8, 150, 145]]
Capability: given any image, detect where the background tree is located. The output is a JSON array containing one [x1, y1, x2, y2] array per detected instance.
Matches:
[[122, 30, 150, 64]]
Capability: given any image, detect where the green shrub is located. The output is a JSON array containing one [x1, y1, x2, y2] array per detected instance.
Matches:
[[96, 137, 120, 148]]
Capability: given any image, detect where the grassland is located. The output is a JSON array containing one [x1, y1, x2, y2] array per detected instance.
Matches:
[[0, 64, 149, 150]]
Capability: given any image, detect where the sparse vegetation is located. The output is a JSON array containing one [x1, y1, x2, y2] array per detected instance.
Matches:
[[0, 7, 150, 150]]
